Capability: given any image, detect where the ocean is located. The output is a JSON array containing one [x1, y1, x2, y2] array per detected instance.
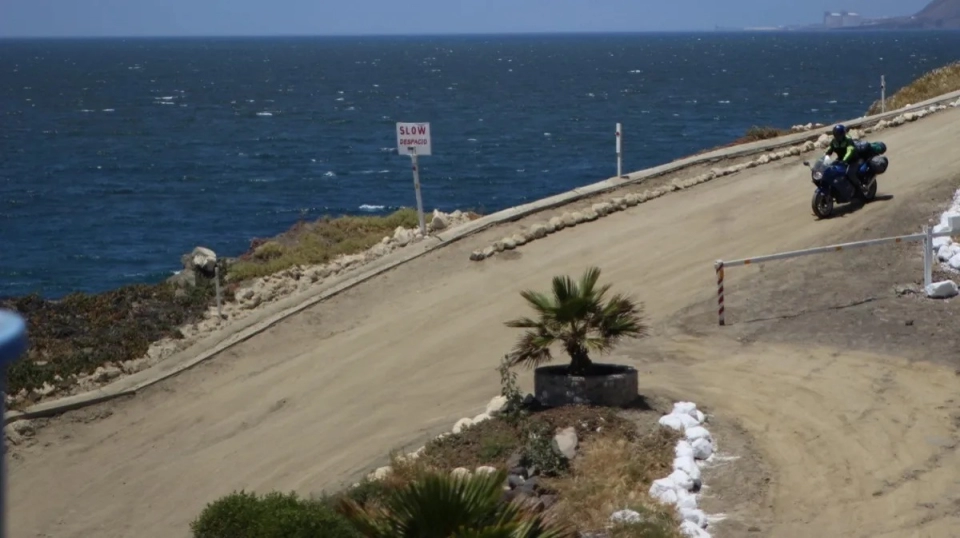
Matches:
[[2, 32, 960, 298]]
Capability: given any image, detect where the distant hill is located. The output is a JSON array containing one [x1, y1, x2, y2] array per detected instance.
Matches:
[[858, 0, 960, 29]]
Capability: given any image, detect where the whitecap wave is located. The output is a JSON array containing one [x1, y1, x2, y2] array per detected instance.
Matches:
[[359, 204, 385, 211], [257, 112, 273, 116], [324, 171, 336, 177]]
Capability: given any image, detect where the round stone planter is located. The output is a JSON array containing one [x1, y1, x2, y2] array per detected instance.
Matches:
[[534, 363, 639, 408]]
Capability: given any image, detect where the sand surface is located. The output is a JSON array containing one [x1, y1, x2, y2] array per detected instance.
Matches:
[[9, 106, 960, 538]]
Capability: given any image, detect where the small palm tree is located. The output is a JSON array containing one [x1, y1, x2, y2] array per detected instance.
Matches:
[[504, 267, 646, 376], [337, 469, 570, 538]]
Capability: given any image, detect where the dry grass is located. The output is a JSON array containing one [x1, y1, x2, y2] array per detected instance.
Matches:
[[867, 61, 960, 115], [544, 427, 682, 538], [694, 125, 792, 156], [227, 208, 479, 282]]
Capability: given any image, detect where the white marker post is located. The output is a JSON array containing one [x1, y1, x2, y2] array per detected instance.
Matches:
[[881, 75, 886, 113], [396, 122, 431, 237], [616, 123, 623, 178]]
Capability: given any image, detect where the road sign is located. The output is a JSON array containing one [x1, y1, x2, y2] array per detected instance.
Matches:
[[396, 122, 432, 156]]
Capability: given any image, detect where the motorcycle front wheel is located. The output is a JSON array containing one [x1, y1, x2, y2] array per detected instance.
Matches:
[[812, 190, 834, 219]]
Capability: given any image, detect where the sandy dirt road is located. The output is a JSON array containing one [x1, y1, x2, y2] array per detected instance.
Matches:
[[9, 106, 960, 538]]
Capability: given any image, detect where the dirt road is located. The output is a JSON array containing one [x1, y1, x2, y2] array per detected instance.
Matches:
[[9, 107, 960, 538]]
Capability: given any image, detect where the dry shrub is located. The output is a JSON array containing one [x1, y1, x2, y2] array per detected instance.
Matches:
[[228, 208, 481, 281], [867, 61, 960, 115], [545, 427, 681, 537]]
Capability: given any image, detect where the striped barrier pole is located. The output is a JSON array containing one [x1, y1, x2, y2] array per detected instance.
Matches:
[[715, 260, 725, 326]]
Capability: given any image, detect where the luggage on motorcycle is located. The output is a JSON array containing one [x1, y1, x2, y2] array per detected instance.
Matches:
[[854, 140, 871, 155], [868, 155, 889, 174], [870, 141, 887, 155]]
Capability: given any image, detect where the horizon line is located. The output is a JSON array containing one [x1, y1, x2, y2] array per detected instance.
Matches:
[[0, 27, 908, 40]]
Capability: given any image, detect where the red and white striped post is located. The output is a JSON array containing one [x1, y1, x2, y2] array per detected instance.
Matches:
[[715, 260, 725, 326]]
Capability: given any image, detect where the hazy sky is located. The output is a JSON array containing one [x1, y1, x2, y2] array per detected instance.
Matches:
[[0, 0, 932, 38]]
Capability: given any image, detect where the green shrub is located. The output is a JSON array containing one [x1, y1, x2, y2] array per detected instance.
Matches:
[[521, 424, 569, 477], [190, 490, 360, 538]]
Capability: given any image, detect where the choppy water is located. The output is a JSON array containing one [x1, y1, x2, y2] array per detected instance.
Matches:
[[2, 32, 960, 297]]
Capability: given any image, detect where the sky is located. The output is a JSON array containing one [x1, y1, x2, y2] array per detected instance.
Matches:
[[0, 0, 933, 38]]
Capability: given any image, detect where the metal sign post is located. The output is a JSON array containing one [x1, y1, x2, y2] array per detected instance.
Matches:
[[410, 148, 427, 237], [0, 309, 29, 538], [396, 122, 432, 237], [616, 123, 623, 178], [881, 75, 886, 113]]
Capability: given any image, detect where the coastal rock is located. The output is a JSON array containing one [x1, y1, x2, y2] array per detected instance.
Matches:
[[529, 223, 549, 239], [429, 209, 448, 231], [470, 250, 487, 261], [544, 220, 557, 234], [611, 197, 627, 210], [189, 247, 218, 275], [624, 193, 640, 206], [756, 155, 770, 165], [552, 427, 579, 459], [548, 216, 565, 231], [592, 202, 612, 216], [451, 467, 472, 478], [512, 233, 527, 246], [502, 237, 517, 250], [583, 209, 599, 221], [482, 246, 496, 258], [493, 240, 506, 253], [571, 211, 586, 224], [453, 417, 474, 434], [394, 226, 414, 246], [486, 395, 508, 415]]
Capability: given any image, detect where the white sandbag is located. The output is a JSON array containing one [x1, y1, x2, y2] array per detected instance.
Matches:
[[950, 253, 960, 270], [685, 426, 712, 443], [934, 223, 951, 235], [658, 414, 686, 432], [926, 280, 959, 299], [680, 508, 709, 528], [680, 520, 712, 538], [610, 509, 642, 524], [668, 469, 695, 491], [675, 440, 695, 459], [673, 401, 699, 419], [692, 438, 714, 460], [934, 236, 952, 251], [695, 410, 706, 423], [674, 455, 701, 481], [675, 488, 699, 510], [937, 243, 959, 261], [649, 478, 679, 505]]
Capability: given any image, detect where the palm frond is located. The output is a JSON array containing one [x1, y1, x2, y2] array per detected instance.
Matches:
[[550, 275, 578, 306], [577, 266, 602, 298], [518, 290, 557, 318], [504, 316, 545, 329], [507, 330, 556, 369]]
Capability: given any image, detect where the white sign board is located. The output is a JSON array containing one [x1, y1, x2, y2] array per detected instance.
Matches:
[[396, 122, 432, 156]]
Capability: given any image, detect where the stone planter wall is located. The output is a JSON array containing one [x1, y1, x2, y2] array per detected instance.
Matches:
[[534, 364, 638, 408]]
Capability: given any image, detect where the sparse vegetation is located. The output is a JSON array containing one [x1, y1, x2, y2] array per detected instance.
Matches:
[[544, 430, 681, 536], [867, 62, 960, 115], [190, 490, 361, 538], [336, 469, 572, 538], [1, 276, 226, 395], [741, 125, 791, 142], [504, 266, 647, 376]]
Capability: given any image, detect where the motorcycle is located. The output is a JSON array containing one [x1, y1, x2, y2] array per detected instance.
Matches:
[[804, 141, 889, 219]]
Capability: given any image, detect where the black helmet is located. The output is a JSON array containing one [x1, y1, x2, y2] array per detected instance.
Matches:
[[832, 124, 847, 138]]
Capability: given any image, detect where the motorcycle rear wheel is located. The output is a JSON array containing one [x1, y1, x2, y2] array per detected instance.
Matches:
[[812, 191, 834, 219]]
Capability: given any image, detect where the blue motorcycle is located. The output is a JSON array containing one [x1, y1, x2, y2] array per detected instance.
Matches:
[[804, 141, 889, 219]]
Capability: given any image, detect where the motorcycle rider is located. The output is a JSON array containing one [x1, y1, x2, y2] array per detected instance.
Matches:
[[824, 124, 863, 191]]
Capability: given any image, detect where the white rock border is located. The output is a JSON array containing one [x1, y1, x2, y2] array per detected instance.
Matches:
[[643, 401, 720, 538], [471, 100, 960, 262], [924, 186, 960, 299]]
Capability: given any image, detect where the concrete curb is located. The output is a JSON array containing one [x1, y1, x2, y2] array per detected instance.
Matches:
[[8, 89, 960, 424]]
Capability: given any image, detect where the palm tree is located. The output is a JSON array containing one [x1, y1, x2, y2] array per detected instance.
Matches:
[[504, 267, 646, 376], [336, 469, 570, 538]]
